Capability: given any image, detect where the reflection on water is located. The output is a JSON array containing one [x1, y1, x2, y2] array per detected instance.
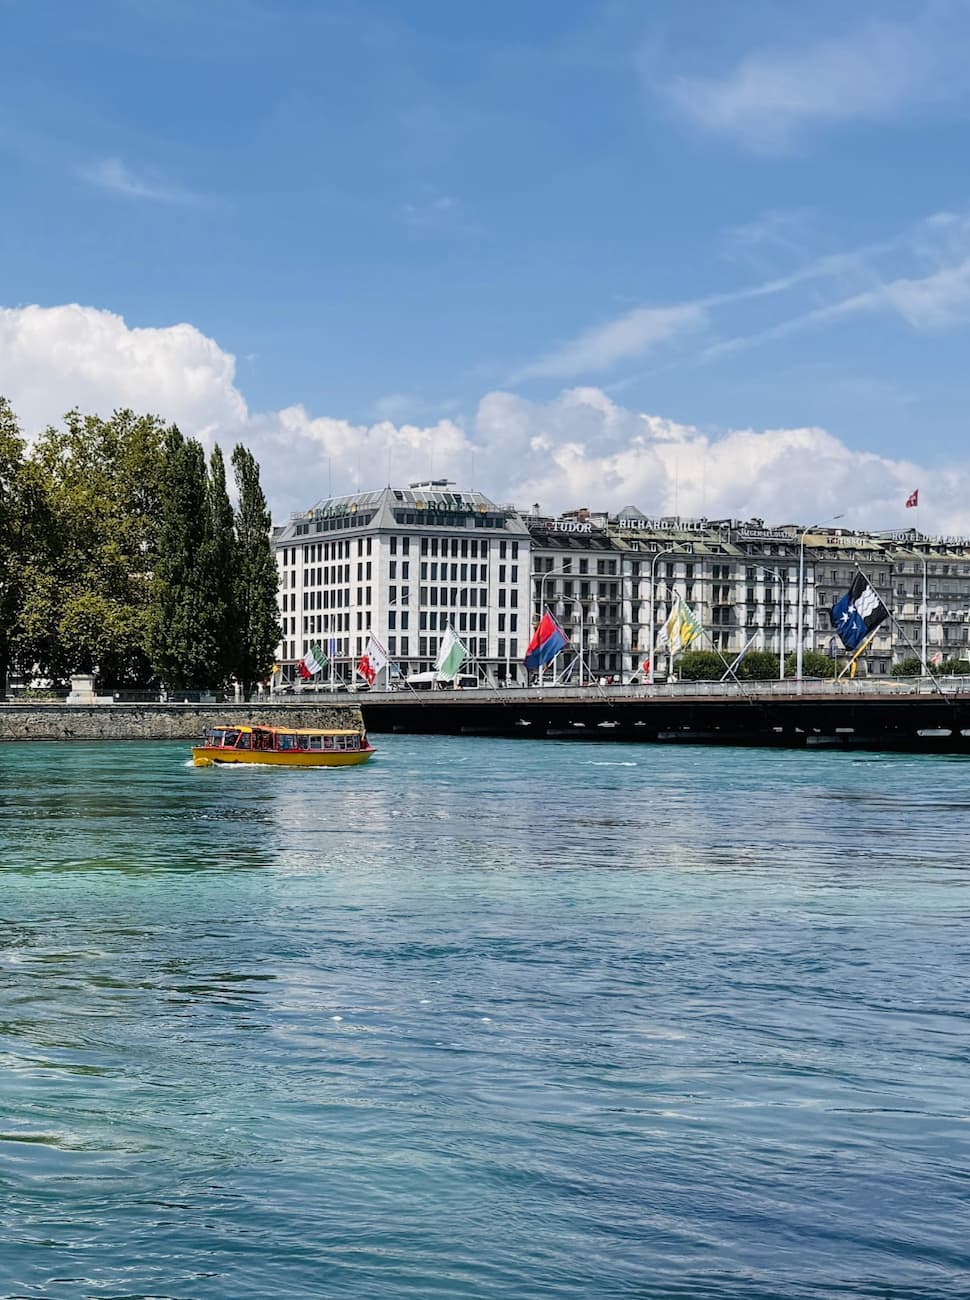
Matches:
[[1, 736, 969, 1299]]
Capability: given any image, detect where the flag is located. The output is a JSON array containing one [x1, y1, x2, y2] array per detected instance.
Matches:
[[657, 595, 702, 655], [357, 635, 388, 686], [298, 643, 327, 679], [930, 651, 943, 667], [524, 610, 569, 671], [906, 489, 919, 508], [641, 656, 650, 675], [435, 626, 468, 680], [830, 573, 889, 652]]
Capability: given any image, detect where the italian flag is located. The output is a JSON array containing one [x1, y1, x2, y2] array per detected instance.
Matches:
[[298, 643, 327, 679]]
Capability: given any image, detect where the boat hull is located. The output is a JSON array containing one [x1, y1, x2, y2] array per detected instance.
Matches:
[[191, 747, 375, 768]]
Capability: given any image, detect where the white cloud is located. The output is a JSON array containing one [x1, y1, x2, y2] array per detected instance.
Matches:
[[81, 156, 205, 205], [517, 303, 708, 379], [651, 17, 967, 151], [0, 302, 967, 533]]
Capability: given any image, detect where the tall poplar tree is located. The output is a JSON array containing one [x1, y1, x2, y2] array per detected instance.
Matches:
[[149, 429, 228, 691], [232, 444, 281, 699], [204, 446, 238, 687]]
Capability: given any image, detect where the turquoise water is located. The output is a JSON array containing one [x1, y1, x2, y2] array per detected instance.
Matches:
[[1, 736, 968, 1299]]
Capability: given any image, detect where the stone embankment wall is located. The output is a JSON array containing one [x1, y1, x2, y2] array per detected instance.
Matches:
[[0, 703, 365, 742]]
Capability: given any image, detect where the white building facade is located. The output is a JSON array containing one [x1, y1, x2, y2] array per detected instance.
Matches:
[[274, 484, 970, 684], [272, 481, 532, 684]]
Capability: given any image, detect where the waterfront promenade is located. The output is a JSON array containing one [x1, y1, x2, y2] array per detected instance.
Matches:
[[3, 677, 970, 750]]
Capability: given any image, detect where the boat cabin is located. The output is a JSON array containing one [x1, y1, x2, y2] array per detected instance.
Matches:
[[202, 725, 366, 753]]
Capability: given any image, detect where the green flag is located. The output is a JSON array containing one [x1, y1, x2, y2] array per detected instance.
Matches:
[[435, 626, 468, 680]]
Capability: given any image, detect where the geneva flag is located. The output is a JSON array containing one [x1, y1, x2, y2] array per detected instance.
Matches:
[[524, 611, 569, 671], [357, 635, 388, 686], [830, 574, 889, 652]]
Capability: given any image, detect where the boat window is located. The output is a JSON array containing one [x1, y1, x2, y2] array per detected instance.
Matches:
[[308, 735, 323, 750], [324, 736, 335, 750], [277, 734, 296, 751], [225, 730, 240, 747], [236, 732, 251, 750]]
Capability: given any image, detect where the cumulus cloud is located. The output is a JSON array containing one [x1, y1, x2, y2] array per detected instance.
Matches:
[[0, 302, 965, 533]]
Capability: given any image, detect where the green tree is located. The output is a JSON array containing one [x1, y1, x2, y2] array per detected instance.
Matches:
[[0, 398, 31, 692], [891, 656, 923, 676], [677, 650, 727, 680], [16, 408, 166, 685], [784, 650, 838, 678], [738, 650, 780, 680], [149, 429, 229, 691], [232, 444, 280, 699], [204, 445, 237, 687], [939, 658, 970, 675]]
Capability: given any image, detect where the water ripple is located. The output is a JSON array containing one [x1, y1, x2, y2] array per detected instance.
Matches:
[[0, 737, 968, 1297]]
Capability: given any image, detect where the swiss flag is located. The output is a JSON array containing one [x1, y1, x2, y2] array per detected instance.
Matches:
[[906, 489, 919, 508]]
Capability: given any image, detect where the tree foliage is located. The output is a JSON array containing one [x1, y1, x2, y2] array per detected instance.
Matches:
[[0, 398, 30, 690], [15, 408, 166, 684], [149, 428, 227, 690], [232, 444, 280, 698], [0, 398, 280, 694], [677, 650, 727, 680], [784, 650, 838, 678], [738, 650, 780, 680], [891, 656, 923, 677]]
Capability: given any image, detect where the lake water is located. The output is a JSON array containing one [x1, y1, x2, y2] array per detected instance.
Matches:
[[1, 735, 968, 1299]]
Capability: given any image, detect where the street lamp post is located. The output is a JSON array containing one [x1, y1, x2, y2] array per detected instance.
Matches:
[[796, 515, 844, 680], [647, 546, 677, 685], [920, 550, 929, 675], [535, 562, 575, 685]]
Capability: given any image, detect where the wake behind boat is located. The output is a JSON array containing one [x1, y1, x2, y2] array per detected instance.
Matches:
[[192, 723, 376, 767]]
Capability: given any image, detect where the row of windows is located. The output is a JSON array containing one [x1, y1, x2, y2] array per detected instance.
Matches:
[[418, 586, 502, 607], [420, 536, 489, 557], [302, 614, 352, 634], [394, 510, 503, 528], [535, 556, 619, 575], [541, 580, 620, 599], [420, 562, 489, 581], [418, 611, 488, 631], [303, 588, 372, 609], [293, 512, 374, 536], [300, 537, 371, 563]]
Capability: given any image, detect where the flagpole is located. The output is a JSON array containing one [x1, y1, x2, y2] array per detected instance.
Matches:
[[920, 549, 929, 678], [837, 631, 876, 680], [849, 558, 948, 698]]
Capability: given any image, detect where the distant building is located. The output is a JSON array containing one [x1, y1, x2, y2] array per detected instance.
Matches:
[[271, 481, 531, 684], [273, 486, 970, 683]]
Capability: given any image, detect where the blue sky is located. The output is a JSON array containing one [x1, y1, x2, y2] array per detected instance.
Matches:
[[3, 0, 970, 527]]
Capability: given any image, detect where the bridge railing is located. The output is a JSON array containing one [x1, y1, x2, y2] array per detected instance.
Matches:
[[358, 676, 970, 702]]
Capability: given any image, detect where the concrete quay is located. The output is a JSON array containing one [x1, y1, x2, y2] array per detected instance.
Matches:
[[0, 702, 365, 742]]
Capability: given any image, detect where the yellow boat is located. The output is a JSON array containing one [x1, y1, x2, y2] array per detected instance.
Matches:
[[192, 723, 376, 768]]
